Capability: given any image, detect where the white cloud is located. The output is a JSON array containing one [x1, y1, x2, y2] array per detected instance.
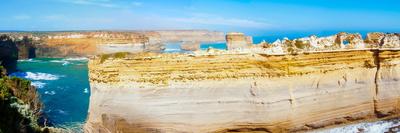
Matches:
[[62, 0, 118, 8], [13, 15, 31, 20], [171, 17, 273, 28], [132, 2, 142, 6]]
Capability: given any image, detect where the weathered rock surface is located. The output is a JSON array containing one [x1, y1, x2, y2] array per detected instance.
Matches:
[[226, 32, 253, 50], [152, 30, 225, 43], [249, 32, 400, 55], [180, 41, 200, 51], [85, 48, 400, 132], [16, 36, 36, 59], [2, 30, 224, 58], [0, 35, 18, 73]]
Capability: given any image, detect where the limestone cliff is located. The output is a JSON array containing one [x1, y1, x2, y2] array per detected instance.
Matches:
[[149, 30, 225, 43], [226, 32, 253, 50], [3, 30, 225, 58], [85, 48, 400, 132]]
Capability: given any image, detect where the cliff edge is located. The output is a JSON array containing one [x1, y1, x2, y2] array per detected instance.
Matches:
[[85, 32, 400, 133]]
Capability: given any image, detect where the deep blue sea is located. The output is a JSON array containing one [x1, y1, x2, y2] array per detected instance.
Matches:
[[11, 58, 90, 131]]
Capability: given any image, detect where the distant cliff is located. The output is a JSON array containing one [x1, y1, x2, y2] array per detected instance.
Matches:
[[85, 32, 400, 132], [146, 30, 225, 43], [3, 30, 225, 58]]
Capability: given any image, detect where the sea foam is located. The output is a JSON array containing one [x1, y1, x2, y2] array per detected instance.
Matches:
[[18, 59, 41, 62], [50, 60, 71, 66], [11, 72, 62, 81], [31, 81, 46, 89], [44, 91, 56, 95], [64, 57, 88, 61], [25, 72, 61, 80], [311, 119, 400, 133]]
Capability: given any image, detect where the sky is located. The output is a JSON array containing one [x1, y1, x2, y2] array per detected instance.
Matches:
[[0, 0, 400, 35]]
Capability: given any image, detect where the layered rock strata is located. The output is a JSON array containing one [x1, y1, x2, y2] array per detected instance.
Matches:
[[152, 30, 225, 43], [85, 48, 400, 132], [226, 32, 253, 50], [250, 32, 400, 54], [2, 30, 225, 57], [180, 41, 200, 51]]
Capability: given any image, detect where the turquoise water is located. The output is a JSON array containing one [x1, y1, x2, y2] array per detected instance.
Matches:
[[200, 43, 227, 50], [163, 42, 227, 53], [10, 58, 89, 131]]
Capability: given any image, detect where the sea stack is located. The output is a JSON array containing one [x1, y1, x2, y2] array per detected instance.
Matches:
[[226, 32, 253, 50]]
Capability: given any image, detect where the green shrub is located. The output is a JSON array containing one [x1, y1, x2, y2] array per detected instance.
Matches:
[[100, 52, 129, 63]]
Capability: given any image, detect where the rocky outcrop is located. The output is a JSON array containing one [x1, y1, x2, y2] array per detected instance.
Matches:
[[250, 32, 400, 55], [16, 36, 36, 59], [85, 49, 400, 133], [381, 33, 400, 48], [0, 35, 18, 73], [365, 32, 385, 47], [226, 32, 253, 50], [180, 41, 200, 51]]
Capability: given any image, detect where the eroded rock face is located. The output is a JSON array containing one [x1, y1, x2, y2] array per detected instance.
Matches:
[[365, 32, 385, 47], [12, 36, 37, 59], [2, 30, 224, 57], [85, 50, 400, 133], [0, 35, 18, 73], [256, 32, 399, 55], [226, 32, 253, 50], [154, 30, 225, 43], [180, 41, 200, 51], [381, 34, 400, 48]]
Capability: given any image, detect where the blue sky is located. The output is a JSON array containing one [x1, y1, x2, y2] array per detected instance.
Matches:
[[1, 0, 400, 35]]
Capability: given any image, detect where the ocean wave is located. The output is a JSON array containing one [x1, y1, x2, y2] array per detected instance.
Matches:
[[64, 57, 88, 61], [83, 88, 89, 94], [50, 60, 71, 66], [11, 72, 62, 81], [312, 119, 400, 133], [44, 91, 56, 95], [55, 122, 84, 133], [18, 59, 41, 62], [31, 81, 46, 89], [26, 72, 62, 80], [164, 48, 183, 53]]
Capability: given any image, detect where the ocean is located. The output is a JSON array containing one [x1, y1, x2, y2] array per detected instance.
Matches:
[[11, 58, 90, 131]]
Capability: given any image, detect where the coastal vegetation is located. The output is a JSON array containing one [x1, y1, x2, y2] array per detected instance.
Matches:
[[0, 34, 48, 133], [0, 71, 44, 133], [100, 52, 129, 63]]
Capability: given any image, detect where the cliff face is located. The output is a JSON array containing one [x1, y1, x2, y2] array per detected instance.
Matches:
[[0, 35, 45, 132], [35, 32, 153, 57], [16, 36, 36, 59], [3, 30, 225, 58], [150, 30, 225, 43], [226, 32, 253, 50], [0, 35, 18, 73], [85, 49, 400, 132]]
